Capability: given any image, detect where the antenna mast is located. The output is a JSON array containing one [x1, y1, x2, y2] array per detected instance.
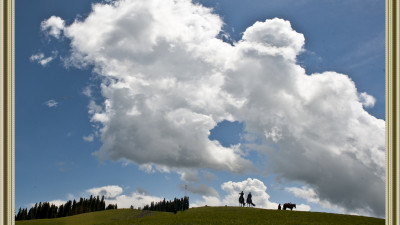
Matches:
[[185, 184, 187, 197]]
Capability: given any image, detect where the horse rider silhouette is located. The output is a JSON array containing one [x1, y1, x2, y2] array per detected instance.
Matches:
[[239, 191, 245, 207], [246, 192, 255, 207]]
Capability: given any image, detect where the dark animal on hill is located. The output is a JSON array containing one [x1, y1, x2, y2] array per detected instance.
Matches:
[[246, 193, 255, 207], [239, 191, 245, 207], [283, 203, 296, 211]]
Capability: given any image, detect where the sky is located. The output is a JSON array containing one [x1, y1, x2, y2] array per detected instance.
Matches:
[[16, 0, 385, 218]]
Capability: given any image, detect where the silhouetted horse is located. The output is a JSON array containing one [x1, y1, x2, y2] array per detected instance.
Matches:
[[246, 193, 255, 207], [283, 203, 296, 211], [239, 191, 245, 207]]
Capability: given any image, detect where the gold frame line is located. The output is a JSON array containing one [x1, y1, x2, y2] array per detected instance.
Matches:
[[1, 0, 15, 224], [386, 0, 399, 224]]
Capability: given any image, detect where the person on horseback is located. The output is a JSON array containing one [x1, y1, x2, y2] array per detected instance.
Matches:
[[246, 192, 255, 207], [239, 191, 245, 207]]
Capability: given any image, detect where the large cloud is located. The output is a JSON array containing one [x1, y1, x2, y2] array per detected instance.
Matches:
[[43, 0, 384, 217], [60, 0, 252, 173], [219, 178, 278, 209]]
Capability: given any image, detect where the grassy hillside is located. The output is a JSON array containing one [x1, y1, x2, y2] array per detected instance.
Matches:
[[15, 206, 384, 225]]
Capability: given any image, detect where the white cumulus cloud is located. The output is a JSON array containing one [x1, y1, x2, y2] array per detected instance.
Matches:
[[41, 16, 65, 39], [220, 178, 279, 209], [358, 92, 376, 108], [48, 199, 67, 207], [86, 185, 163, 209], [106, 192, 164, 209], [86, 185, 123, 199], [192, 178, 283, 210]]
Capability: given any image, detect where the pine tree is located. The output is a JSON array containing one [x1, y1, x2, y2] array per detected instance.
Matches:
[[16, 208, 22, 221], [37, 202, 43, 219], [42, 202, 50, 219], [50, 204, 58, 218], [64, 200, 72, 217], [27, 208, 33, 220], [58, 205, 64, 218], [22, 208, 28, 220], [95, 195, 101, 211], [89, 195, 94, 212], [72, 200, 77, 216], [101, 196, 106, 210]]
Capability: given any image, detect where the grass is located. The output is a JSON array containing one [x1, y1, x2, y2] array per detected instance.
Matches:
[[15, 206, 385, 225]]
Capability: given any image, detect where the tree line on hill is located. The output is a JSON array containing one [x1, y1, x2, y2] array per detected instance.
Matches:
[[15, 195, 188, 220], [15, 195, 117, 221], [142, 196, 189, 213]]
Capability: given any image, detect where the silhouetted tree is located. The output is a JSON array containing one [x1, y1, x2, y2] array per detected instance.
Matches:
[[15, 195, 111, 221], [142, 197, 189, 213], [106, 203, 118, 210]]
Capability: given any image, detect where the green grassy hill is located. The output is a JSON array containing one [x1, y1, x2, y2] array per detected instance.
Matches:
[[15, 206, 384, 225]]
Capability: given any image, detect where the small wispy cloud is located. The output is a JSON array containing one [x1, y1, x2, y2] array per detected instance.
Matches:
[[358, 92, 376, 108], [30, 53, 54, 66], [57, 161, 76, 172], [83, 134, 94, 142], [30, 50, 58, 66], [180, 183, 219, 198], [202, 171, 218, 182], [45, 99, 58, 108]]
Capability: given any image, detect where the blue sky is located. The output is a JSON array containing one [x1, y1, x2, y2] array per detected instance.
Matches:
[[16, 0, 385, 218]]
